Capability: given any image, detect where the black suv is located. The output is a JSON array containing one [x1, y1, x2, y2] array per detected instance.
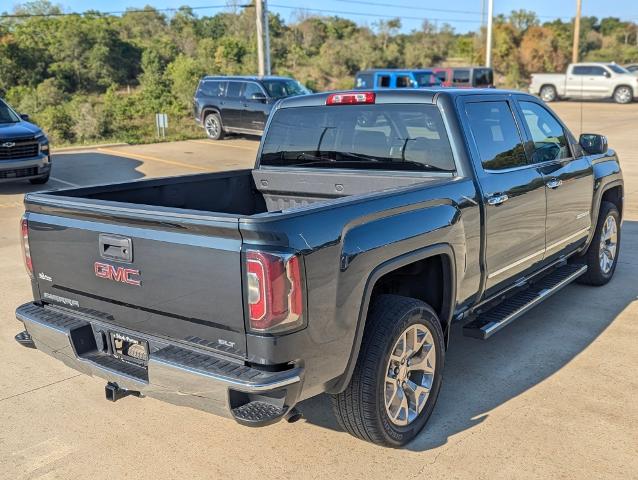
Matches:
[[193, 76, 311, 140]]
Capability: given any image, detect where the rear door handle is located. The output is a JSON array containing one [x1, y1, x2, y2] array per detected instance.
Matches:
[[487, 193, 509, 206], [546, 178, 562, 189]]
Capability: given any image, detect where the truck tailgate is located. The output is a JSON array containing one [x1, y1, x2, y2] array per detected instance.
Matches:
[[26, 210, 248, 358]]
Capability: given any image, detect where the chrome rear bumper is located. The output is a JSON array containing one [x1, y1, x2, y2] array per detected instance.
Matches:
[[16, 302, 302, 425]]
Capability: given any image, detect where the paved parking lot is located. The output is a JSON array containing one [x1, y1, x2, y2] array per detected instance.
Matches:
[[1, 103, 637, 479]]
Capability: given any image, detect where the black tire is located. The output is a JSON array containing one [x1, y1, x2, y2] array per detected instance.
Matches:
[[29, 174, 50, 185], [204, 112, 224, 140], [540, 85, 558, 102], [331, 295, 445, 447], [577, 201, 620, 286], [613, 86, 633, 104]]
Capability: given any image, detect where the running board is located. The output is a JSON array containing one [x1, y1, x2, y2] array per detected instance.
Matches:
[[463, 264, 587, 340]]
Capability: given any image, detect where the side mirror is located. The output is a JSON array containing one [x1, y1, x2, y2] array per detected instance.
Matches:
[[250, 92, 267, 102], [604, 71, 611, 78], [19, 113, 30, 121], [579, 133, 608, 155]]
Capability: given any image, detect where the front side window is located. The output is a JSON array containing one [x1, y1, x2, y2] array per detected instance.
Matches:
[[396, 75, 413, 88], [589, 66, 607, 76], [261, 79, 310, 99], [466, 101, 527, 170], [260, 104, 455, 172], [243, 83, 264, 99], [519, 101, 570, 163]]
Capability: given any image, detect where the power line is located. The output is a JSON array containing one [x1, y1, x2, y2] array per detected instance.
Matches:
[[336, 0, 482, 16], [268, 4, 483, 24], [0, 4, 228, 19]]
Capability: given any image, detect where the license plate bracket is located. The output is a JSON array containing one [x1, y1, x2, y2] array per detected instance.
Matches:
[[109, 331, 149, 367]]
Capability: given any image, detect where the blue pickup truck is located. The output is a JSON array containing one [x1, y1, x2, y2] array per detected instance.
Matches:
[[0, 99, 50, 184], [15, 88, 622, 447]]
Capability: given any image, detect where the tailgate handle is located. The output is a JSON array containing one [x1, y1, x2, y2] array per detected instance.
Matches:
[[99, 234, 133, 263]]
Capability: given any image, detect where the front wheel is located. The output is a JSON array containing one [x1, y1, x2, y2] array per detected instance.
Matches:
[[331, 295, 445, 447], [613, 86, 633, 104], [577, 201, 620, 286]]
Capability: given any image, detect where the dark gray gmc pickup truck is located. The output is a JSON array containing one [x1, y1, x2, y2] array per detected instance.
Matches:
[[15, 89, 623, 447]]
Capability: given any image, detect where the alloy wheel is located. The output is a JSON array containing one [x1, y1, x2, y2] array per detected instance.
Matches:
[[384, 323, 436, 426], [599, 214, 618, 274]]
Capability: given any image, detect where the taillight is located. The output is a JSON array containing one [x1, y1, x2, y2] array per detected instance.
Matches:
[[326, 92, 375, 105], [20, 215, 34, 279], [245, 250, 304, 333]]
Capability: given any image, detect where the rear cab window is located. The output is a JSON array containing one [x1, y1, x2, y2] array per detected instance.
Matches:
[[465, 101, 527, 170], [453, 69, 471, 85], [260, 103, 456, 173], [355, 73, 374, 89]]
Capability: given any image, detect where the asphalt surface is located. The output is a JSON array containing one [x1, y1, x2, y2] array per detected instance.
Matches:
[[1, 104, 637, 479]]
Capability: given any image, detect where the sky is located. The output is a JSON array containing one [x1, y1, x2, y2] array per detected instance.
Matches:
[[9, 0, 638, 33]]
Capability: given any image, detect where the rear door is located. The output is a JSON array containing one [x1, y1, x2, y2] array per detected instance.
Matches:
[[515, 97, 593, 260], [240, 82, 269, 132], [28, 210, 248, 357], [221, 81, 245, 128], [462, 95, 547, 293]]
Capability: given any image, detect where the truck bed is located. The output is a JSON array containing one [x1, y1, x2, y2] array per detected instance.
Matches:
[[44, 168, 437, 217]]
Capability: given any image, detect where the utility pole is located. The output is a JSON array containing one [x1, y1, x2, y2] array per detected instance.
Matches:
[[572, 0, 582, 63], [255, 0, 271, 76], [485, 0, 494, 67]]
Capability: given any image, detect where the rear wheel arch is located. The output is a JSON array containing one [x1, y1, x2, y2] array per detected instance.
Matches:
[[202, 107, 222, 124], [327, 244, 456, 394]]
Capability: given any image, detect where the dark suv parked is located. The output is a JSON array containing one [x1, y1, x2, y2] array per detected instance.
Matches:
[[0, 99, 50, 184], [193, 76, 311, 140]]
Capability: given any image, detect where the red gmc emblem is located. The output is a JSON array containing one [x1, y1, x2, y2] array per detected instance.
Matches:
[[94, 262, 141, 286]]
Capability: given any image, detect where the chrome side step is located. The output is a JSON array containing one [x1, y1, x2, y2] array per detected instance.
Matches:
[[463, 264, 587, 340]]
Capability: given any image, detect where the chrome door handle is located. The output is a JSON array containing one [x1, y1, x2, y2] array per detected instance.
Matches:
[[487, 193, 509, 206], [546, 178, 563, 189]]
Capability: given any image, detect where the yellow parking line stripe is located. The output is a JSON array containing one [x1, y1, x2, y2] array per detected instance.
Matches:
[[187, 140, 258, 151], [97, 148, 208, 171]]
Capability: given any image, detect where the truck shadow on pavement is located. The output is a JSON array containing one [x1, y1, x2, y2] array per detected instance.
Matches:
[[298, 220, 638, 452], [0, 152, 144, 196]]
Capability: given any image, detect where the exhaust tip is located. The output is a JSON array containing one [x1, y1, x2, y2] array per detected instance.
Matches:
[[284, 407, 303, 423]]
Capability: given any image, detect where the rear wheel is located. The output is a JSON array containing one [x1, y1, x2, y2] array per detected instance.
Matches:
[[331, 295, 445, 447], [577, 201, 620, 286], [613, 86, 633, 104], [540, 85, 558, 102], [204, 112, 224, 140]]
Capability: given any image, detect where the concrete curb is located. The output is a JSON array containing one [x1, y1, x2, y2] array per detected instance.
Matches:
[[52, 142, 129, 153]]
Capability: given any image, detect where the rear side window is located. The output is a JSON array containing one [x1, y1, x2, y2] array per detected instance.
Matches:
[[466, 101, 527, 170], [260, 104, 455, 172], [519, 101, 571, 163], [453, 69, 470, 84], [201, 80, 224, 97], [434, 71, 448, 83], [226, 82, 243, 97], [378, 75, 390, 88], [572, 66, 591, 75], [355, 74, 373, 89]]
